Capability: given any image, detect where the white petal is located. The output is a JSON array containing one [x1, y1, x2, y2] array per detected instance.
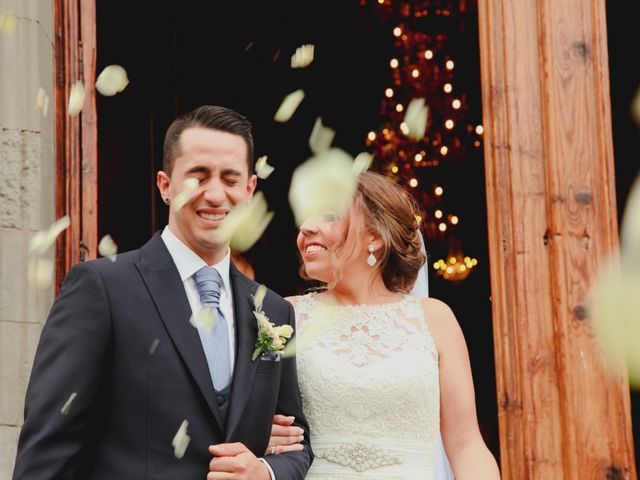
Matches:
[[68, 81, 85, 116], [36, 87, 50, 117], [172, 420, 191, 459], [620, 176, 640, 258], [0, 11, 17, 35], [288, 148, 359, 226], [60, 392, 77, 416], [291, 44, 315, 69], [214, 192, 274, 252], [27, 258, 54, 289], [282, 303, 337, 357], [29, 216, 70, 256], [404, 98, 429, 140], [352, 152, 373, 174], [274, 89, 305, 123], [98, 234, 118, 261], [308, 117, 335, 155], [252, 284, 268, 312], [189, 307, 217, 332], [170, 178, 200, 212], [95, 65, 130, 97], [255, 155, 275, 179], [148, 338, 160, 355]]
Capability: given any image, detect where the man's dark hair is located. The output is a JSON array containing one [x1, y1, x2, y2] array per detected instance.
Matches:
[[163, 105, 254, 175]]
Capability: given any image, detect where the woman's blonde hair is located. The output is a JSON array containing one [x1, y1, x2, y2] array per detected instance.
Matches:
[[300, 171, 426, 293]]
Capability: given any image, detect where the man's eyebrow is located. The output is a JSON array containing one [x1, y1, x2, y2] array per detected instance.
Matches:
[[221, 168, 242, 177], [185, 166, 210, 175]]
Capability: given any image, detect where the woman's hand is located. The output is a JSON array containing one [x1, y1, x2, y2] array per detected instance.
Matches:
[[264, 414, 305, 455]]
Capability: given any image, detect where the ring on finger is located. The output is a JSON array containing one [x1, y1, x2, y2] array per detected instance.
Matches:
[[271, 446, 276, 455]]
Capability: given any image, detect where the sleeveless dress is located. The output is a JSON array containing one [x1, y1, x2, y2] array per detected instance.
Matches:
[[294, 294, 440, 479]]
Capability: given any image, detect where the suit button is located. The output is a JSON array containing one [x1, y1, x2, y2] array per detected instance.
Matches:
[[216, 395, 225, 406]]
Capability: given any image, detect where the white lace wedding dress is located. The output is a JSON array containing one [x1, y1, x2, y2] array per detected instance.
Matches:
[[295, 294, 440, 479]]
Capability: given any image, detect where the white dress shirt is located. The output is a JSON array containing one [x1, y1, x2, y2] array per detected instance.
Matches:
[[161, 226, 236, 373], [161, 227, 276, 479]]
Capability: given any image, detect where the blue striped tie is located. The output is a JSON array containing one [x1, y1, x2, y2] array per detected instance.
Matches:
[[193, 267, 230, 390]]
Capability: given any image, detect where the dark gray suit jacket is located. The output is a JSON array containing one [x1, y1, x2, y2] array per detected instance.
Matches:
[[13, 233, 312, 479]]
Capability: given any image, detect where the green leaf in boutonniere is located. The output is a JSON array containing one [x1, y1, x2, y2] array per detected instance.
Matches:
[[250, 285, 294, 362]]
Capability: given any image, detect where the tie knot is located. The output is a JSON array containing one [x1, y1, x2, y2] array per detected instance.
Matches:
[[194, 267, 222, 308]]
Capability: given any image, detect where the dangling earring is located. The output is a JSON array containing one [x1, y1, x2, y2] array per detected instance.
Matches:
[[367, 243, 377, 267]]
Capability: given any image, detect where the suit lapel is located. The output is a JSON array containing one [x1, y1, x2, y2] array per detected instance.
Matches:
[[134, 233, 224, 434], [225, 264, 261, 441]]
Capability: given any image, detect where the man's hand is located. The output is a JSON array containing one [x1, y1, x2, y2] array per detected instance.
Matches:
[[208, 443, 270, 480], [265, 414, 305, 456]]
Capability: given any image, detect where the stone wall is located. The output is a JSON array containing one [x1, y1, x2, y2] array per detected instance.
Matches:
[[0, 0, 54, 477]]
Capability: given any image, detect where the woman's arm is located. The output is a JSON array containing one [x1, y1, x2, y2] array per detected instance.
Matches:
[[422, 298, 501, 480]]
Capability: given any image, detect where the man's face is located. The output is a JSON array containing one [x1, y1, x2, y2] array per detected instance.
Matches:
[[157, 127, 257, 264]]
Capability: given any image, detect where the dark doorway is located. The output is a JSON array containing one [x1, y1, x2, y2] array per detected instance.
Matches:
[[96, 0, 498, 459]]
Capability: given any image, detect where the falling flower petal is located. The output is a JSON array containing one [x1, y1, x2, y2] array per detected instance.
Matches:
[[620, 177, 640, 259], [29, 216, 70, 256], [591, 263, 640, 387], [171, 178, 200, 212], [404, 98, 429, 140], [95, 65, 130, 97], [282, 303, 338, 358], [148, 338, 160, 355], [308, 117, 335, 155], [36, 87, 50, 117], [0, 11, 17, 35], [68, 81, 85, 116], [274, 89, 305, 123], [98, 234, 118, 262], [353, 152, 373, 174], [255, 155, 275, 179], [291, 44, 315, 68], [214, 192, 274, 252], [60, 392, 77, 415], [172, 420, 191, 459], [252, 284, 268, 312], [288, 148, 358, 226], [27, 258, 54, 289], [189, 307, 217, 332]]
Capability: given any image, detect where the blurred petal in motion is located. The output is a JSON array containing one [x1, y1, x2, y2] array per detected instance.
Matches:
[[214, 192, 274, 252], [96, 65, 130, 96], [172, 420, 191, 459], [255, 155, 275, 180], [68, 81, 85, 116], [98, 234, 118, 262], [288, 148, 358, 226], [291, 44, 315, 69], [282, 302, 338, 358], [27, 258, 54, 289], [29, 216, 70, 256], [0, 11, 17, 35], [352, 152, 373, 174], [189, 307, 217, 332], [36, 87, 50, 117], [274, 89, 305, 123], [60, 392, 77, 416], [404, 98, 429, 140], [171, 178, 200, 212], [308, 117, 335, 155], [252, 284, 268, 313]]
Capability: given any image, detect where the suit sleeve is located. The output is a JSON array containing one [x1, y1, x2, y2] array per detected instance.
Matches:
[[12, 261, 113, 480], [262, 302, 314, 479]]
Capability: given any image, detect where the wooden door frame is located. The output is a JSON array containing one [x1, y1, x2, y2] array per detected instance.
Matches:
[[53, 1, 636, 478]]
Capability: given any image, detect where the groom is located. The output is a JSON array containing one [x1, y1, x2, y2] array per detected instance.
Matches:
[[12, 106, 312, 479]]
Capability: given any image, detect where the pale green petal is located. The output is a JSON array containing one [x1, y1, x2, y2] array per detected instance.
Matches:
[[27, 258, 54, 289], [189, 307, 217, 332], [253, 284, 268, 311], [98, 234, 118, 262], [274, 89, 305, 123], [353, 152, 373, 174], [96, 65, 130, 97], [291, 44, 315, 69], [404, 98, 429, 140], [171, 420, 191, 459], [68, 81, 85, 116], [29, 216, 70, 256], [309, 117, 335, 155], [255, 155, 275, 180], [214, 192, 274, 252], [170, 178, 200, 212], [60, 392, 77, 416]]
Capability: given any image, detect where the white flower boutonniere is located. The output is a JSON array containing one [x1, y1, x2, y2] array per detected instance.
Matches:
[[251, 284, 294, 362]]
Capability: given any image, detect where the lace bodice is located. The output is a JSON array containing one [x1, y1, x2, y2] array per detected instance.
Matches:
[[295, 294, 440, 479]]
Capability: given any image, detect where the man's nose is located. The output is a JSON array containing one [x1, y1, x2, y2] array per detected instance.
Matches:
[[202, 179, 226, 204]]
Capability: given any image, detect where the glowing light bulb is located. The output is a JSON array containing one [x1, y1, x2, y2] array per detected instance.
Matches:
[[393, 27, 402, 37], [450, 215, 459, 225], [435, 186, 444, 196], [445, 119, 454, 129], [385, 88, 394, 98], [391, 165, 399, 173], [400, 122, 409, 135], [411, 69, 420, 78], [439, 223, 448, 232], [396, 104, 404, 112], [424, 50, 434, 59], [446, 60, 454, 70], [440, 146, 448, 155], [435, 210, 443, 219], [414, 153, 423, 162], [390, 58, 399, 68], [409, 178, 418, 188], [452, 99, 461, 109], [475, 125, 484, 135], [367, 131, 377, 141], [443, 83, 452, 93]]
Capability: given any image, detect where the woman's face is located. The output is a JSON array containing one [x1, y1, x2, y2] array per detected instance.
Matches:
[[297, 212, 348, 284]]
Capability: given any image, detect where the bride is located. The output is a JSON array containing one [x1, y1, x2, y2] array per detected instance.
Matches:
[[267, 171, 500, 479]]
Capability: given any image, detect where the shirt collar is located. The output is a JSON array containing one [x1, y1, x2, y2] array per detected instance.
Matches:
[[161, 226, 232, 297]]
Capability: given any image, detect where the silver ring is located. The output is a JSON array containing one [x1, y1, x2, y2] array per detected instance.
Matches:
[[271, 446, 276, 455]]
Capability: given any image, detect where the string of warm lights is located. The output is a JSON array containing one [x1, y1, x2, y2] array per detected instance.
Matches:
[[360, 0, 481, 283]]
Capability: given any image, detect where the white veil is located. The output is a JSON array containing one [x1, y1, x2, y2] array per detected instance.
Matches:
[[409, 230, 455, 480]]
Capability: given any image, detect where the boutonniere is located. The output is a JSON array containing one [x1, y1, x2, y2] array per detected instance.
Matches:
[[250, 284, 294, 362]]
